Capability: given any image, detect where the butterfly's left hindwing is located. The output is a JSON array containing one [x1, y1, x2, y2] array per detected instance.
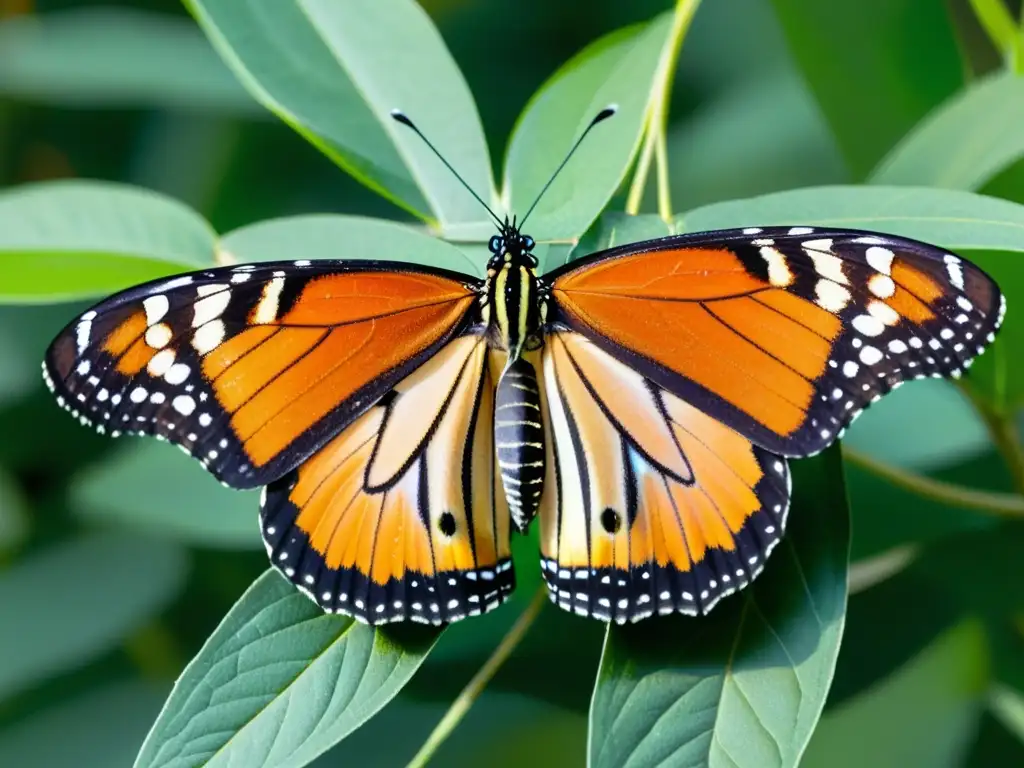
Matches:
[[44, 261, 479, 488], [261, 333, 514, 625], [549, 227, 1005, 458], [538, 331, 789, 622]]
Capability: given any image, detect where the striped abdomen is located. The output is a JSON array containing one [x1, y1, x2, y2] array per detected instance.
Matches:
[[495, 357, 545, 531]]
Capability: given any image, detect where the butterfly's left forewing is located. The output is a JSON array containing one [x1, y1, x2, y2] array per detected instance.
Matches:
[[44, 261, 478, 488], [261, 332, 513, 625]]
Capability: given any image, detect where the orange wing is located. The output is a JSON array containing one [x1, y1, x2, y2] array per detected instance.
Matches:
[[548, 227, 1004, 457], [44, 261, 478, 488], [261, 333, 513, 625], [538, 331, 789, 622]]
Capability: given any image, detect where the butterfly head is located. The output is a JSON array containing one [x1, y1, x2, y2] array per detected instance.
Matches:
[[487, 217, 537, 271]]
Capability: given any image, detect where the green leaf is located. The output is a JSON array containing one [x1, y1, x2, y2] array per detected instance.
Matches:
[[70, 442, 260, 550], [501, 13, 674, 244], [841, 380, 989, 472], [802, 621, 988, 768], [0, 313, 38, 410], [769, 0, 963, 177], [0, 680, 168, 767], [135, 570, 442, 768], [221, 214, 483, 277], [0, 465, 28, 555], [588, 447, 849, 768], [667, 71, 847, 213], [566, 211, 671, 267], [843, 449, 1004, 562], [871, 73, 1024, 191], [185, 0, 494, 231], [0, 9, 259, 113], [990, 685, 1024, 746], [0, 180, 217, 304], [678, 185, 1024, 253], [0, 532, 188, 700], [828, 562, 963, 708], [955, 249, 1024, 408]]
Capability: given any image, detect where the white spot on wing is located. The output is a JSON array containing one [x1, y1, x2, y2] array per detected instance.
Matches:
[[172, 395, 196, 415], [145, 323, 172, 349], [868, 273, 896, 299], [254, 277, 285, 324], [760, 246, 793, 287], [859, 346, 883, 365], [143, 294, 169, 325], [165, 363, 191, 386], [193, 285, 231, 328], [192, 320, 225, 355], [867, 299, 900, 326], [865, 246, 894, 275], [807, 250, 849, 284], [852, 314, 884, 337], [815, 280, 851, 312], [147, 348, 176, 377]]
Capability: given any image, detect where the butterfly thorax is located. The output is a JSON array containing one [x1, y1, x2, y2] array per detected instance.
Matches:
[[483, 227, 544, 360]]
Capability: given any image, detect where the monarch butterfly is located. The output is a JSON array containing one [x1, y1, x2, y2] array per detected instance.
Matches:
[[44, 108, 1004, 626]]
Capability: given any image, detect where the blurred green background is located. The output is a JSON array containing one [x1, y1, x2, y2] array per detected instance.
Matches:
[[2, 0, 1024, 765]]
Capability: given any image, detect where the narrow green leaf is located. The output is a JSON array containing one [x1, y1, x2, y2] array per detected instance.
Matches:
[[871, 73, 1024, 191], [990, 685, 1024, 746], [769, 0, 963, 177], [0, 680, 168, 767], [0, 314, 37, 409], [0, 532, 188, 700], [135, 570, 442, 768], [967, 0, 1020, 60], [588, 447, 849, 768], [0, 180, 217, 304], [802, 621, 988, 767], [0, 9, 259, 113], [0, 464, 28, 554], [70, 442, 260, 550], [221, 214, 483, 277], [185, 0, 494, 230], [501, 13, 674, 244], [678, 185, 1024, 253]]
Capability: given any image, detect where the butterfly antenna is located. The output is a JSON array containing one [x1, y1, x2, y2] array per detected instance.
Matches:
[[518, 105, 617, 229], [391, 110, 503, 229]]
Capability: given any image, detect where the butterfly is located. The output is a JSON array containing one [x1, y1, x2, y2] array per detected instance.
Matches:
[[43, 110, 1005, 627]]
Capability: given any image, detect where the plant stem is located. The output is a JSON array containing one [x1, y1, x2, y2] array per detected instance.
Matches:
[[842, 446, 1024, 518], [958, 384, 1024, 496], [655, 117, 672, 225], [406, 587, 548, 768], [214, 245, 236, 266], [624, 0, 701, 217], [625, 111, 656, 216]]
